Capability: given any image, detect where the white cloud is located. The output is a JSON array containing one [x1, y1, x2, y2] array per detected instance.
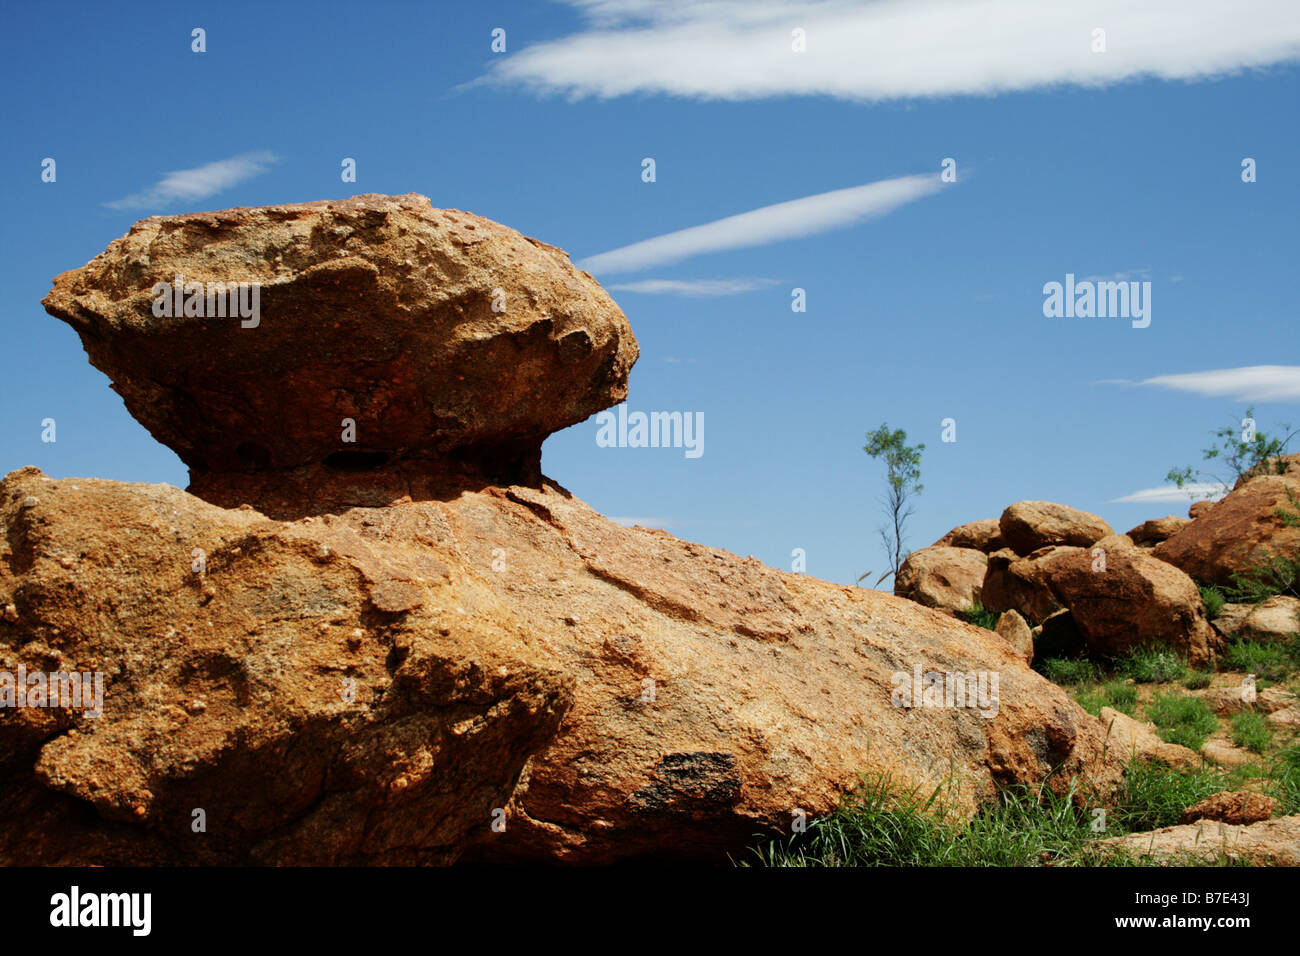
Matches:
[[105, 152, 278, 211], [1110, 482, 1226, 504], [579, 173, 943, 274], [1082, 266, 1151, 282], [608, 277, 781, 296], [1135, 366, 1300, 403], [482, 0, 1300, 102]]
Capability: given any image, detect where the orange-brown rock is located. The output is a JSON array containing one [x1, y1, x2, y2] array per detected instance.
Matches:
[[1179, 791, 1277, 825], [1100, 814, 1300, 865], [0, 466, 1125, 865], [998, 501, 1112, 556], [41, 194, 638, 492], [1155, 472, 1300, 588], [980, 546, 1068, 624], [933, 519, 1004, 552], [1038, 547, 1218, 666], [893, 545, 986, 612], [1126, 515, 1189, 546], [1214, 596, 1300, 644], [995, 610, 1033, 662]]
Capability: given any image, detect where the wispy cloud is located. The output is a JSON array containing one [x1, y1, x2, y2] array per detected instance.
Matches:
[[482, 0, 1300, 103], [1082, 266, 1152, 282], [1110, 482, 1226, 504], [1106, 366, 1300, 403], [579, 173, 944, 274], [105, 151, 278, 211], [608, 277, 782, 296]]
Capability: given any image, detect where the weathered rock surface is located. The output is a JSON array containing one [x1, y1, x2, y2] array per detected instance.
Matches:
[[1154, 471, 1300, 588], [980, 547, 1068, 624], [1100, 814, 1300, 865], [1214, 596, 1300, 644], [41, 194, 638, 502], [1098, 707, 1200, 771], [998, 501, 1112, 556], [1126, 516, 1188, 547], [0, 467, 1125, 865], [893, 546, 986, 613], [1038, 547, 1218, 666], [995, 610, 1033, 662], [1179, 791, 1277, 826], [1188, 500, 1216, 519], [933, 519, 1004, 553]]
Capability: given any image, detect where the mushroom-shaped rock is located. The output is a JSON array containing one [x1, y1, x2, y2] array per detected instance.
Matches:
[[42, 194, 638, 510]]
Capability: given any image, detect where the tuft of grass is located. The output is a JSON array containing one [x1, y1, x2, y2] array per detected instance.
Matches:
[[1221, 639, 1300, 683], [1183, 669, 1214, 690], [1103, 680, 1138, 714], [959, 602, 999, 631], [1146, 693, 1218, 751], [1118, 645, 1188, 684], [1199, 583, 1226, 620], [1040, 657, 1100, 686], [1230, 711, 1272, 754]]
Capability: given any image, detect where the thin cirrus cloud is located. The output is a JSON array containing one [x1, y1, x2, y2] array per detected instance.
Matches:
[[482, 0, 1300, 102], [579, 173, 945, 275], [1109, 482, 1227, 504], [608, 277, 782, 296], [104, 151, 278, 211], [1103, 366, 1300, 403]]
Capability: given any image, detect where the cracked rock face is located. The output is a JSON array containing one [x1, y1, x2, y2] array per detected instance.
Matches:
[[41, 193, 638, 502]]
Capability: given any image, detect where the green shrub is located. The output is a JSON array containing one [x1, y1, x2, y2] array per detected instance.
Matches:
[[1118, 646, 1188, 684], [1199, 584, 1226, 620], [959, 602, 999, 631], [1183, 669, 1214, 690], [1146, 693, 1218, 751], [1040, 657, 1100, 686], [1230, 711, 1272, 754]]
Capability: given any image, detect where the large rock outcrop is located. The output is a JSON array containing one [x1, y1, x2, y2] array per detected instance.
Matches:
[[0, 196, 1127, 865], [1154, 459, 1300, 588]]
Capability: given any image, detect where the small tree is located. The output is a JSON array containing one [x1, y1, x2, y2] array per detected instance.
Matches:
[[860, 424, 924, 587], [1167, 407, 1297, 499]]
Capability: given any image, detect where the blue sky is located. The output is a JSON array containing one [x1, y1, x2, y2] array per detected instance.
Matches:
[[3, 0, 1298, 587]]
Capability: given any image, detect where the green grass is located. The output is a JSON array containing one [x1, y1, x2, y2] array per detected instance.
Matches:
[[1223, 555, 1300, 603], [959, 602, 999, 631], [1111, 758, 1236, 832], [1199, 583, 1226, 620], [1103, 680, 1138, 714], [1221, 639, 1300, 683], [1271, 746, 1300, 815], [1182, 669, 1214, 690], [1117, 646, 1189, 684], [1145, 693, 1218, 751], [1230, 711, 1272, 754], [1040, 657, 1101, 686], [746, 761, 1253, 867]]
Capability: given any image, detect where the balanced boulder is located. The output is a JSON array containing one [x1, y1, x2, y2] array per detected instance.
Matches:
[[999, 501, 1112, 556]]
